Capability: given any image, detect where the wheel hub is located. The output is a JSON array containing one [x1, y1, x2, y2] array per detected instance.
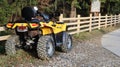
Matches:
[[47, 42, 53, 56]]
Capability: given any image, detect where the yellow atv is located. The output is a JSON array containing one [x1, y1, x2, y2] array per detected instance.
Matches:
[[5, 6, 72, 60]]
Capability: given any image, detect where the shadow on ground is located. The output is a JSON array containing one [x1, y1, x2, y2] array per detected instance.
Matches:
[[0, 41, 6, 55]]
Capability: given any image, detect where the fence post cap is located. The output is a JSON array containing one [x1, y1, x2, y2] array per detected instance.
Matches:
[[77, 15, 80, 17]]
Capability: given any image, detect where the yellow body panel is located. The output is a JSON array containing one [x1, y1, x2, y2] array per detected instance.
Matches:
[[40, 21, 66, 35], [12, 23, 28, 29], [41, 27, 52, 35], [52, 23, 66, 34], [6, 21, 66, 35]]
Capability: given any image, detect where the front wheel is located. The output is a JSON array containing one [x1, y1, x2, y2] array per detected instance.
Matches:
[[37, 35, 55, 60], [61, 32, 72, 53]]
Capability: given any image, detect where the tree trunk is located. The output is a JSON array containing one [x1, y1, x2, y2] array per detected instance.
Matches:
[[70, 0, 76, 18]]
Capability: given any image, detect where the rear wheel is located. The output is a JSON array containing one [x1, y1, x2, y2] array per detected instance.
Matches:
[[37, 35, 55, 60], [61, 32, 72, 53], [5, 35, 20, 56]]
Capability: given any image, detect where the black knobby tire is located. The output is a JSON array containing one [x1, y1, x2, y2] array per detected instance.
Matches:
[[5, 35, 20, 56], [37, 35, 55, 60], [61, 32, 72, 53]]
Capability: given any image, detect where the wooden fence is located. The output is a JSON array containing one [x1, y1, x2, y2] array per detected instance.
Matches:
[[0, 27, 11, 41], [0, 13, 120, 41], [59, 13, 120, 34]]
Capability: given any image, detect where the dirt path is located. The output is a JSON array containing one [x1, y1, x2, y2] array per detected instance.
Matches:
[[14, 36, 120, 67]]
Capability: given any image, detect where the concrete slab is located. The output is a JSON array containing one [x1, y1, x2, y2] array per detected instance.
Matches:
[[102, 29, 120, 56]]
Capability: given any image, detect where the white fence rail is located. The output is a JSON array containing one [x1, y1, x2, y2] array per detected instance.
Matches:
[[59, 14, 120, 34], [0, 13, 120, 41]]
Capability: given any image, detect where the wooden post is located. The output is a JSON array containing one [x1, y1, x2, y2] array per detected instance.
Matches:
[[105, 14, 108, 28], [59, 14, 63, 22], [117, 14, 119, 24], [0, 35, 11, 41], [77, 15, 80, 34], [116, 14, 118, 25], [119, 14, 120, 23], [89, 13, 92, 32], [0, 27, 5, 31], [114, 15, 116, 26], [110, 15, 113, 26], [98, 13, 101, 29]]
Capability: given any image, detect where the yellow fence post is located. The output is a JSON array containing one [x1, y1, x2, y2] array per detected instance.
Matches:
[[98, 13, 101, 29], [119, 14, 120, 23], [117, 14, 119, 24], [77, 15, 80, 34], [111, 15, 113, 26], [105, 14, 108, 28], [59, 14, 63, 22], [89, 13, 92, 32], [114, 15, 116, 26]]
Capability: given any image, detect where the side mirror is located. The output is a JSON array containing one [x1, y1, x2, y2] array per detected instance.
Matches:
[[54, 11, 60, 17], [41, 13, 50, 21]]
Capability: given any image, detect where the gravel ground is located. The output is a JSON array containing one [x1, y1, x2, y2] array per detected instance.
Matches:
[[15, 36, 120, 67]]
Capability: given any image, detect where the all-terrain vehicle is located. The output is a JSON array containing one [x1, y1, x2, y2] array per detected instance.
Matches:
[[5, 6, 72, 60]]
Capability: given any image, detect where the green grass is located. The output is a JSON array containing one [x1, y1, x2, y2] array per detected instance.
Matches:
[[0, 24, 120, 66], [73, 30, 102, 41], [73, 25, 120, 41], [0, 50, 37, 66]]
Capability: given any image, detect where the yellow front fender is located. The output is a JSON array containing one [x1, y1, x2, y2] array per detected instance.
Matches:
[[40, 21, 66, 35]]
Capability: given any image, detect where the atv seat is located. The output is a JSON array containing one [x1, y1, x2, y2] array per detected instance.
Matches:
[[31, 19, 40, 23], [56, 22, 64, 24]]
